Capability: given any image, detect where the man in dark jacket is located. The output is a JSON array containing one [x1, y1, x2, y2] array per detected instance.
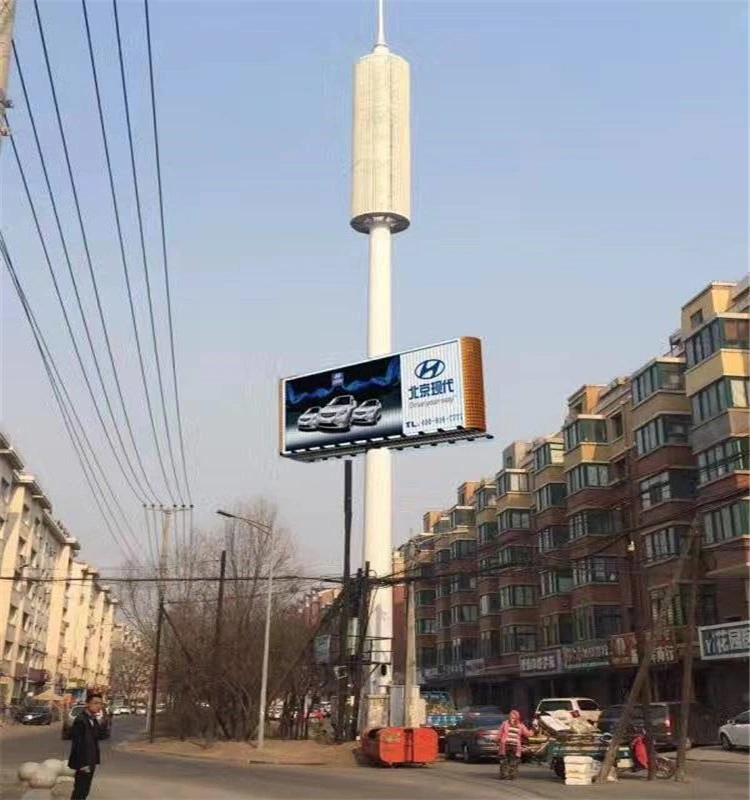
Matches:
[[67, 692, 102, 800]]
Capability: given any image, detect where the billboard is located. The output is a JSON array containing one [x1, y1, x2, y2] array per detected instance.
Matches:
[[280, 337, 486, 460]]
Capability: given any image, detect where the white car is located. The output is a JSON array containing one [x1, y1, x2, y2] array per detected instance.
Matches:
[[112, 706, 132, 716], [297, 407, 321, 431], [352, 399, 382, 425], [720, 710, 750, 750], [316, 395, 357, 431], [535, 697, 601, 725]]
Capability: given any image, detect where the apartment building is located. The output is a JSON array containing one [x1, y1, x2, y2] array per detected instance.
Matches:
[[405, 279, 749, 718], [0, 432, 117, 704]]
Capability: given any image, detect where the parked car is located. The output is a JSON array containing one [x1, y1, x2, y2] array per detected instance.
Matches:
[[16, 705, 52, 726], [62, 703, 111, 740], [719, 710, 750, 750], [352, 399, 382, 425], [444, 713, 506, 762], [112, 706, 132, 716], [598, 702, 718, 748], [535, 697, 601, 724], [296, 407, 321, 431], [316, 396, 357, 431]]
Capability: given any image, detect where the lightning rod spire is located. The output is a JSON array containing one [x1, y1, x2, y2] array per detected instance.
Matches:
[[375, 0, 388, 52]]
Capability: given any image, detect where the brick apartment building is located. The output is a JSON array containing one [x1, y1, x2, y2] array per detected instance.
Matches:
[[397, 279, 749, 720]]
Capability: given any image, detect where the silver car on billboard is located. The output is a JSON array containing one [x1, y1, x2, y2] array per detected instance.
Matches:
[[316, 395, 357, 431], [297, 406, 321, 431], [352, 399, 382, 425]]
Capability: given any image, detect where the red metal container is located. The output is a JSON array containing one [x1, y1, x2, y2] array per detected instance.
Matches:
[[406, 726, 439, 764], [363, 727, 407, 766]]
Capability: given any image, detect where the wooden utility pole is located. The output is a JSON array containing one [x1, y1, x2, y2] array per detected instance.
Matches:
[[211, 549, 227, 739], [675, 533, 700, 781], [350, 563, 371, 740], [598, 520, 699, 782], [0, 0, 16, 139], [403, 574, 416, 728], [336, 460, 353, 742], [148, 509, 171, 743]]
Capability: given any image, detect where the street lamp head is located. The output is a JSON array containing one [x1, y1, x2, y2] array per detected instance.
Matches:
[[216, 509, 234, 520]]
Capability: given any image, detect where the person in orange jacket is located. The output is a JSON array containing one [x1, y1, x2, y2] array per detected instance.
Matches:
[[498, 709, 533, 780]]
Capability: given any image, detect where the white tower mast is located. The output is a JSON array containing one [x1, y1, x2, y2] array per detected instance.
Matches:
[[351, 0, 411, 698]]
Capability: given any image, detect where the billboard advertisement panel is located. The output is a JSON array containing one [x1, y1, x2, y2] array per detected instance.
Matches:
[[280, 337, 486, 460]]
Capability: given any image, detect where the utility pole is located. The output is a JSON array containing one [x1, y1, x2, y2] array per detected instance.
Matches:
[[148, 509, 171, 742], [212, 550, 227, 740], [336, 460, 353, 742], [350, 562, 371, 740], [257, 541, 274, 749], [404, 572, 416, 728], [675, 532, 700, 781], [0, 0, 16, 140]]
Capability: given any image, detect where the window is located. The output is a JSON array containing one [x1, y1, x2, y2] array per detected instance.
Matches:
[[692, 376, 750, 424], [480, 630, 501, 659], [498, 545, 532, 567], [703, 500, 749, 546], [479, 556, 499, 575], [686, 317, 750, 367], [650, 587, 717, 627], [573, 606, 622, 641], [436, 549, 450, 565], [479, 594, 501, 615], [539, 526, 568, 553], [418, 646, 436, 667], [564, 419, 608, 451], [640, 470, 695, 509], [540, 569, 573, 597], [611, 413, 624, 440], [534, 442, 565, 472], [541, 614, 574, 647], [499, 585, 537, 608], [497, 509, 531, 531], [697, 438, 749, 485], [497, 471, 530, 496], [476, 486, 497, 511], [437, 582, 450, 598], [22, 504, 31, 526], [535, 483, 566, 510], [451, 508, 475, 529], [417, 618, 436, 635], [610, 457, 628, 484], [478, 522, 498, 545], [451, 605, 478, 624], [452, 637, 477, 661], [632, 361, 686, 405], [643, 526, 690, 562], [450, 539, 476, 560], [449, 574, 476, 594], [416, 589, 436, 606], [501, 625, 538, 653], [418, 564, 434, 579], [572, 557, 619, 586], [0, 478, 10, 504], [567, 463, 609, 493], [690, 309, 704, 328], [635, 414, 691, 455], [568, 509, 621, 541], [439, 610, 451, 629]]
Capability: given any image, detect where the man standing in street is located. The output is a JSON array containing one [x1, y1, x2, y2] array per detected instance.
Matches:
[[67, 691, 102, 800]]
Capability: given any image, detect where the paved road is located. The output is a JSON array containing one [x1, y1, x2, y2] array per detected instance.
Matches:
[[1, 719, 748, 800]]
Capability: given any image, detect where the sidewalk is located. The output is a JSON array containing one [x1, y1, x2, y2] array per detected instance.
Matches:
[[679, 746, 749, 765]]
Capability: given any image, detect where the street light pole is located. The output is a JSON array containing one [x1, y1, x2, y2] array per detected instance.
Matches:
[[216, 509, 274, 749]]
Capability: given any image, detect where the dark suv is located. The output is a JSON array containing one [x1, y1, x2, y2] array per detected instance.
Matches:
[[598, 702, 718, 748]]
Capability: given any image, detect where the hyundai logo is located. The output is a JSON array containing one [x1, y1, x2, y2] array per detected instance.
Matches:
[[414, 359, 446, 380]]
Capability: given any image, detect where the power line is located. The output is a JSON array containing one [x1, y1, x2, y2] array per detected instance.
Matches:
[[0, 234, 141, 564], [144, 0, 193, 506], [8, 45, 150, 506], [110, 0, 182, 506], [81, 0, 179, 507], [32, 0, 159, 503]]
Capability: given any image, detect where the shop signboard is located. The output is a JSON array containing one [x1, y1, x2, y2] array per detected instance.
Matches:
[[609, 631, 676, 667], [561, 641, 609, 671], [465, 658, 485, 676], [313, 634, 332, 664], [280, 338, 487, 460], [699, 620, 750, 661], [519, 650, 561, 676]]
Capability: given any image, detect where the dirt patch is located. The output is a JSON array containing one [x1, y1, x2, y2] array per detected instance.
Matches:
[[118, 737, 362, 767]]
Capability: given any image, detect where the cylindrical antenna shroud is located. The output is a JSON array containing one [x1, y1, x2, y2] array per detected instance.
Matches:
[[351, 50, 411, 234]]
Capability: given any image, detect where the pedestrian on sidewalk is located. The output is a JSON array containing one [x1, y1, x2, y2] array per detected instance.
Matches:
[[67, 691, 102, 800], [498, 709, 532, 780]]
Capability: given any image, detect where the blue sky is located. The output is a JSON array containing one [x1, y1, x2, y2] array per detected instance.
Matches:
[[1, 1, 747, 575]]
